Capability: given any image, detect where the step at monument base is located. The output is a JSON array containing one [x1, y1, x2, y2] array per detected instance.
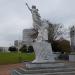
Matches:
[[25, 62, 64, 69], [11, 62, 75, 75]]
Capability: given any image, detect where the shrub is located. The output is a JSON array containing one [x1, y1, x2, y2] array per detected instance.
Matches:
[[52, 38, 71, 53], [28, 45, 34, 53], [19, 45, 27, 53], [8, 46, 18, 52]]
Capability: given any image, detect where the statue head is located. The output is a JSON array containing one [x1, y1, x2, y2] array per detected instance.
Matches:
[[32, 5, 36, 9], [70, 26, 75, 36]]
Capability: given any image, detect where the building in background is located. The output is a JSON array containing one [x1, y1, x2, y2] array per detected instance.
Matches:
[[14, 29, 35, 50], [22, 29, 35, 45], [14, 40, 22, 50], [70, 26, 75, 51], [0, 47, 9, 52]]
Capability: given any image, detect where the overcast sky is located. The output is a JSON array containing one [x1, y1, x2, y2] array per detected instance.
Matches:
[[0, 0, 75, 47]]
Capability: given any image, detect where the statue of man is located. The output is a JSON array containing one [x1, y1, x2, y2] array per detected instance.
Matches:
[[26, 3, 41, 30], [26, 4, 54, 63], [26, 3, 49, 42], [70, 26, 75, 51]]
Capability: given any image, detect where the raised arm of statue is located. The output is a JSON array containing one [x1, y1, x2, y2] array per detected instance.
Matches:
[[26, 3, 32, 13]]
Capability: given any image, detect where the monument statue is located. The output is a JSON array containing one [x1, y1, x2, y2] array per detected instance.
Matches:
[[26, 3, 41, 30], [70, 26, 75, 51], [11, 3, 65, 75], [26, 3, 55, 63], [26, 3, 48, 42]]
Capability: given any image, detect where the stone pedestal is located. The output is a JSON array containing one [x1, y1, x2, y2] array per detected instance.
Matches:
[[25, 62, 64, 69], [11, 61, 75, 75], [32, 41, 55, 63], [24, 41, 64, 72], [69, 52, 75, 62]]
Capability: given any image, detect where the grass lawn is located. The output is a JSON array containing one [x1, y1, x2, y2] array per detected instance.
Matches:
[[0, 52, 35, 65]]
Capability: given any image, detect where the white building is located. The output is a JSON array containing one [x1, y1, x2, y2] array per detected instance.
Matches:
[[14, 40, 22, 50], [0, 47, 9, 52], [14, 29, 35, 50], [22, 29, 35, 45], [70, 26, 75, 51]]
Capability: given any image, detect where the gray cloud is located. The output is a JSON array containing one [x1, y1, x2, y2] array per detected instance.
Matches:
[[0, 0, 75, 46]]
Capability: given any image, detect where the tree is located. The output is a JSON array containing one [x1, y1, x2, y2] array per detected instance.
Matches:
[[28, 45, 34, 53], [29, 20, 63, 43], [48, 21, 63, 43], [8, 46, 18, 52], [52, 38, 71, 53], [19, 45, 27, 53]]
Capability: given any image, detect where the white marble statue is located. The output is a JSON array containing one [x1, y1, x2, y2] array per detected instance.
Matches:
[[26, 3, 55, 63], [26, 3, 41, 30], [26, 3, 49, 42], [36, 20, 49, 42], [70, 26, 75, 51]]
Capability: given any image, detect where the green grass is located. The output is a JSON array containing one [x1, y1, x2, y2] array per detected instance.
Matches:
[[0, 52, 35, 65]]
